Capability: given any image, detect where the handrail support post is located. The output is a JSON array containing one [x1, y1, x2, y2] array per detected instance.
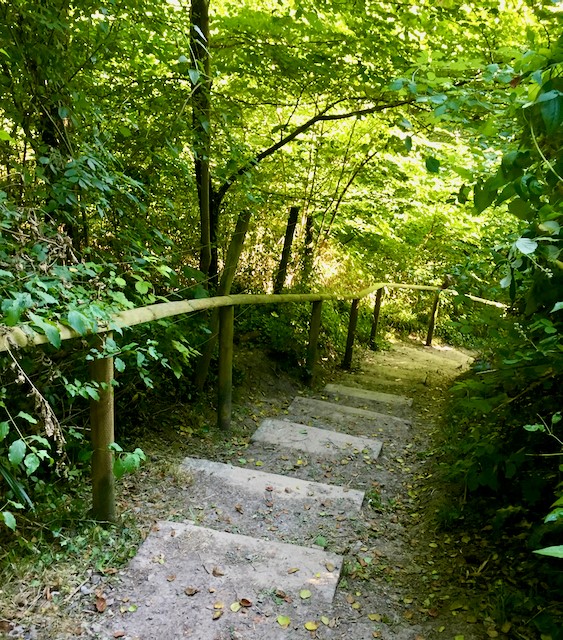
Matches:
[[218, 305, 234, 430], [89, 334, 116, 522], [342, 298, 360, 370], [306, 300, 323, 384], [369, 288, 384, 350]]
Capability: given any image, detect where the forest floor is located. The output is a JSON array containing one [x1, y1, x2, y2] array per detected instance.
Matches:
[[0, 338, 560, 639]]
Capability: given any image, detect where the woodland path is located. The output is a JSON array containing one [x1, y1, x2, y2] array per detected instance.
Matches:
[[91, 341, 484, 640]]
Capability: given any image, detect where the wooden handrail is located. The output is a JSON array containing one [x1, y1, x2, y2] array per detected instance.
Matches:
[[0, 281, 506, 522], [0, 283, 505, 353]]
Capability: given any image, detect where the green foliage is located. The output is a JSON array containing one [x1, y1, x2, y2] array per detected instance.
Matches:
[[109, 443, 146, 480]]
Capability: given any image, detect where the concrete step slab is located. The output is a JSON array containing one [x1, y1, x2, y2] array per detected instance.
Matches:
[[324, 383, 412, 407], [181, 457, 364, 510], [252, 418, 382, 459], [287, 396, 411, 432], [106, 520, 343, 640], [323, 383, 412, 418]]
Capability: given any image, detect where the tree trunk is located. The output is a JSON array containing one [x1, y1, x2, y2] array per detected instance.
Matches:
[[301, 212, 315, 284], [190, 0, 212, 280], [273, 206, 300, 294], [194, 208, 252, 390]]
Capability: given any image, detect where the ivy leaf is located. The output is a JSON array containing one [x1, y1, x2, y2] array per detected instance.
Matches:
[[134, 280, 151, 294], [67, 310, 92, 335], [2, 511, 16, 531], [8, 439, 26, 466], [27, 312, 61, 348], [425, 156, 440, 173], [24, 453, 40, 475]]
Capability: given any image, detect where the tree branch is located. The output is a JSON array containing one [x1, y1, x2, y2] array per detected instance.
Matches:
[[214, 97, 415, 205]]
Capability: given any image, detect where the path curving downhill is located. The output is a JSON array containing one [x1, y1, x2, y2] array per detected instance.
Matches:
[[93, 340, 480, 640]]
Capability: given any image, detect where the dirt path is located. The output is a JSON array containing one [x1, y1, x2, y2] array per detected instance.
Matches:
[[4, 339, 497, 640]]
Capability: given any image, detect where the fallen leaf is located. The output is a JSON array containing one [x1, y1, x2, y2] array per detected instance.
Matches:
[[299, 589, 312, 600], [214, 602, 224, 609], [167, 574, 176, 582], [230, 602, 242, 612], [487, 631, 498, 639], [239, 598, 252, 608], [346, 594, 355, 604], [277, 615, 291, 628], [304, 621, 319, 631], [235, 504, 244, 513], [95, 595, 107, 613], [427, 608, 439, 618], [352, 602, 361, 610], [212, 567, 225, 577], [321, 616, 330, 625], [325, 562, 335, 572], [287, 567, 300, 574], [368, 613, 382, 622], [113, 632, 126, 638], [128, 605, 137, 613], [501, 622, 512, 633], [184, 587, 199, 596], [255, 460, 264, 467], [212, 610, 223, 620]]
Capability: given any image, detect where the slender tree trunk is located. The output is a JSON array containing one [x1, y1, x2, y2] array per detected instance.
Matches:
[[301, 212, 315, 284], [195, 208, 252, 390], [190, 0, 212, 280], [273, 205, 300, 294]]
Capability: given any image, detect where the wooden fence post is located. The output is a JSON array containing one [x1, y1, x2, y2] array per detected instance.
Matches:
[[369, 287, 384, 350], [425, 291, 441, 346], [342, 298, 360, 370], [306, 300, 323, 383], [217, 305, 234, 430], [89, 335, 116, 522]]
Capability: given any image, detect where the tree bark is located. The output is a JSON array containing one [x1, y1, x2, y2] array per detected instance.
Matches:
[[273, 206, 300, 294], [190, 0, 212, 279]]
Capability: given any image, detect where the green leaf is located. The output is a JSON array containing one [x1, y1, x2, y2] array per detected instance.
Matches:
[[533, 545, 563, 558], [16, 411, 37, 424], [27, 312, 61, 348], [515, 237, 538, 255], [8, 439, 26, 466], [523, 423, 545, 432], [551, 302, 563, 313], [474, 182, 496, 213], [539, 92, 563, 134], [425, 156, 440, 173], [188, 68, 201, 85], [0, 421, 9, 441], [67, 310, 92, 335], [0, 130, 13, 141], [544, 508, 563, 523], [508, 198, 533, 219], [114, 357, 126, 373], [134, 280, 151, 294], [2, 511, 16, 531], [23, 453, 40, 476]]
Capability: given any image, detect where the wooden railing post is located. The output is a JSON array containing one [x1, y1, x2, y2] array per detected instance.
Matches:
[[306, 300, 323, 383], [89, 335, 116, 522], [369, 287, 384, 350], [342, 298, 360, 370], [217, 305, 234, 430], [425, 291, 441, 347]]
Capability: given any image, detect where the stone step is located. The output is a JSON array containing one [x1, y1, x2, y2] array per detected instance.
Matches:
[[324, 383, 412, 407], [105, 520, 343, 640], [323, 383, 412, 417], [287, 396, 411, 435], [252, 418, 382, 459], [181, 457, 364, 510]]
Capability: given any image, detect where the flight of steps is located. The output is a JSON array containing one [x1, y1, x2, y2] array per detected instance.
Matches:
[[104, 380, 413, 640]]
